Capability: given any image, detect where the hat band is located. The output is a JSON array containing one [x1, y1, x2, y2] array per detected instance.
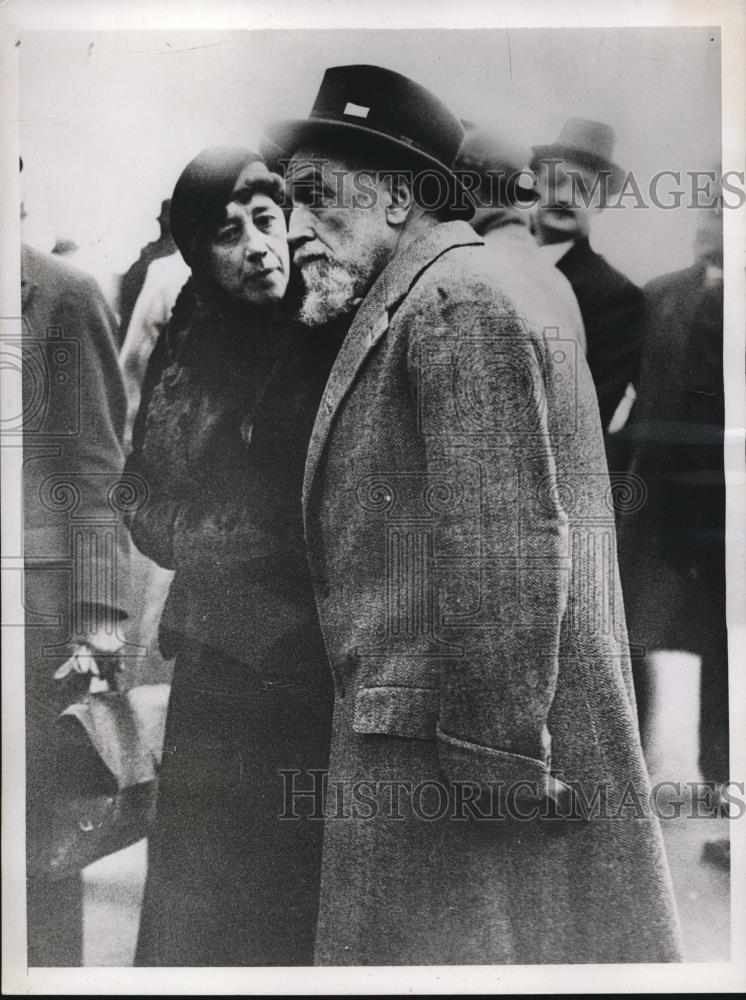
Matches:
[[308, 107, 454, 167]]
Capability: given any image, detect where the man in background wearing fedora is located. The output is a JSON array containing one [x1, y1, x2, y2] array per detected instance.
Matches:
[[262, 65, 681, 965], [531, 118, 644, 434]]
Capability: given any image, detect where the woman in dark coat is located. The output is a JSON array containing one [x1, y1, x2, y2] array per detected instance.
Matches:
[[127, 147, 346, 966]]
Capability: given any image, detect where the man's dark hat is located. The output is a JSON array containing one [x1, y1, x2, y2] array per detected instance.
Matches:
[[530, 118, 625, 194], [262, 64, 474, 220]]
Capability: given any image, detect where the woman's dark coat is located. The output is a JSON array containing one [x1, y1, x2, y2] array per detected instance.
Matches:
[[127, 286, 324, 672], [127, 286, 338, 965]]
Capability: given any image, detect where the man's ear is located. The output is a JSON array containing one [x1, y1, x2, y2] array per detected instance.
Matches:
[[383, 172, 415, 226]]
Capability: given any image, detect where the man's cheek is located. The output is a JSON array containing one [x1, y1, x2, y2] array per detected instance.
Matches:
[[321, 209, 353, 238]]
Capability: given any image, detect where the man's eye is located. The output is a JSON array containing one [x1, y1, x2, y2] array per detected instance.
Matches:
[[290, 184, 326, 207]]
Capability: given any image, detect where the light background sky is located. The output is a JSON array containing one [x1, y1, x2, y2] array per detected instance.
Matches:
[[19, 27, 721, 286]]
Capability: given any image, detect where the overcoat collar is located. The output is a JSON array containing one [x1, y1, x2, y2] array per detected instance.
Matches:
[[302, 220, 482, 524]]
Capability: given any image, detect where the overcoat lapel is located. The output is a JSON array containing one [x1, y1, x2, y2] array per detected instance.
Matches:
[[301, 221, 482, 526]]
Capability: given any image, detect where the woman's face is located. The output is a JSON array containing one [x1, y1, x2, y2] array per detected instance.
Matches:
[[205, 178, 290, 307]]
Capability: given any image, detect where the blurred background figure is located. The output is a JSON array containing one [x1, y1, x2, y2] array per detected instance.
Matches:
[[116, 199, 177, 347], [457, 121, 586, 353], [531, 118, 644, 436], [22, 238, 132, 966], [615, 181, 728, 865], [119, 249, 191, 449]]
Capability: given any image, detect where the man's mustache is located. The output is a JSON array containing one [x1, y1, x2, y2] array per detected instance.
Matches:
[[293, 251, 331, 268]]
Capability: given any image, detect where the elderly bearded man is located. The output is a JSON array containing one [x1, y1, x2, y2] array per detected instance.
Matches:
[[262, 65, 682, 966]]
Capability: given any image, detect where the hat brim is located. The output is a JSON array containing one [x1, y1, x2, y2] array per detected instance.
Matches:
[[529, 143, 625, 196], [262, 118, 475, 221]]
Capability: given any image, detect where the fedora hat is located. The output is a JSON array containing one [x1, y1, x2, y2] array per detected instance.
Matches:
[[261, 64, 475, 220], [530, 118, 625, 194]]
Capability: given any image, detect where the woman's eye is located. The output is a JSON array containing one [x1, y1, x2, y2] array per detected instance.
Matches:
[[215, 227, 241, 246], [255, 215, 275, 232]]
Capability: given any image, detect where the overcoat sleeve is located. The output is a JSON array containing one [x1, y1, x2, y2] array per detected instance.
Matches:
[[23, 261, 132, 621], [405, 276, 570, 797], [72, 273, 133, 619]]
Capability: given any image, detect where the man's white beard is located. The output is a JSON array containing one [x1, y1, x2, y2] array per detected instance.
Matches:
[[297, 258, 363, 328]]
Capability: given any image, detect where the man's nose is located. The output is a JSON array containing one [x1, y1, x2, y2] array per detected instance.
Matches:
[[554, 178, 574, 204], [287, 205, 314, 250]]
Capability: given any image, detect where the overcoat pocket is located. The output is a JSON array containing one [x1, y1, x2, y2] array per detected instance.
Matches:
[[352, 685, 439, 741]]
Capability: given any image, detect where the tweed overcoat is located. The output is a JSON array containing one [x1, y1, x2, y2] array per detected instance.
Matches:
[[302, 221, 682, 965]]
